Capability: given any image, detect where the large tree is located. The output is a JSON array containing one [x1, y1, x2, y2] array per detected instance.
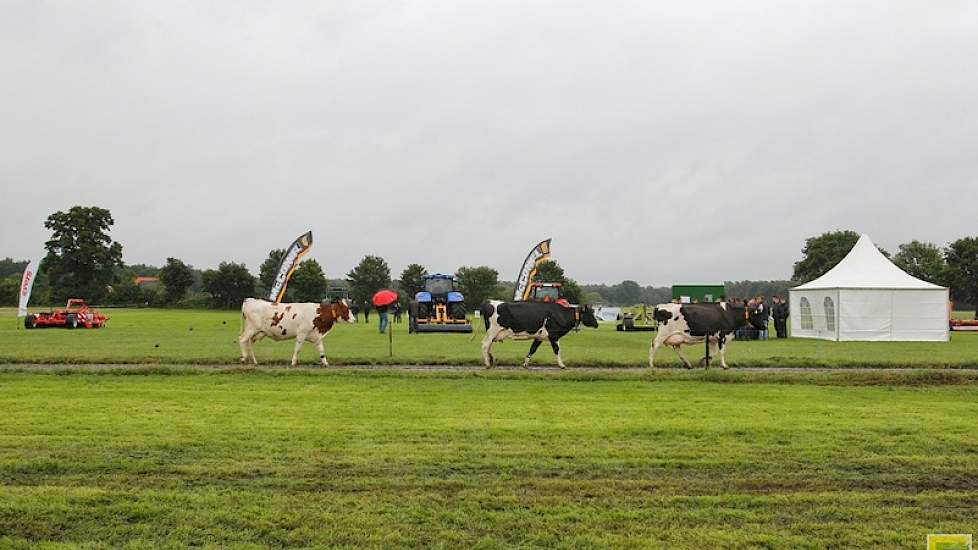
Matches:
[[159, 257, 195, 304], [202, 262, 256, 309], [347, 255, 391, 304], [258, 249, 286, 297], [456, 265, 499, 309], [532, 260, 583, 303], [42, 206, 124, 303], [945, 237, 978, 316], [289, 259, 329, 302], [615, 280, 643, 305], [791, 230, 889, 283], [0, 276, 19, 306], [398, 263, 428, 297], [893, 241, 946, 285], [0, 258, 28, 280]]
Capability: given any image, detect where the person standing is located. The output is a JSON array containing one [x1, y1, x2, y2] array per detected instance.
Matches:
[[772, 296, 789, 338], [350, 301, 361, 322], [755, 295, 770, 340], [392, 302, 402, 324], [408, 298, 419, 334], [362, 301, 370, 324], [377, 304, 389, 334]]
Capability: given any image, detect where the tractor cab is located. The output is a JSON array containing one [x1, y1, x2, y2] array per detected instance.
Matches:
[[414, 274, 472, 333], [529, 282, 571, 307]]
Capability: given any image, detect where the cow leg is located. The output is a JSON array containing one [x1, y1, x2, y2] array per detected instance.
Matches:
[[550, 339, 565, 369], [290, 338, 304, 367], [672, 345, 694, 369], [481, 331, 497, 368], [239, 328, 259, 365], [248, 333, 264, 365], [523, 340, 543, 369], [649, 336, 662, 368], [315, 338, 328, 367], [718, 334, 729, 369]]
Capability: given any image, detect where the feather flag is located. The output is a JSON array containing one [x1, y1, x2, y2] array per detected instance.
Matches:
[[268, 231, 313, 304], [513, 239, 552, 301], [17, 259, 40, 318]]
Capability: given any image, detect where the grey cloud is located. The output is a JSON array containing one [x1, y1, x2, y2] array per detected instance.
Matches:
[[2, 1, 976, 284]]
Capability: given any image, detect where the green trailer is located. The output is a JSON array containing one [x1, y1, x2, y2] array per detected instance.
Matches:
[[616, 304, 658, 332]]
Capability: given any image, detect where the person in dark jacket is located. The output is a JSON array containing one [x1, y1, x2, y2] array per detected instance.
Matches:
[[408, 298, 419, 334], [377, 304, 389, 334], [755, 296, 770, 340], [772, 296, 789, 338], [362, 301, 370, 323]]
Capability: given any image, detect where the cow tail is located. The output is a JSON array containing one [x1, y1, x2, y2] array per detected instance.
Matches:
[[471, 301, 492, 342]]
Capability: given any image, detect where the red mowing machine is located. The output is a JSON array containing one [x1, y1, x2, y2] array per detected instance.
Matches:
[[24, 298, 109, 329]]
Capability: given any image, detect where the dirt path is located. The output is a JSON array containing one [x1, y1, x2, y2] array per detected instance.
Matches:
[[3, 363, 978, 374]]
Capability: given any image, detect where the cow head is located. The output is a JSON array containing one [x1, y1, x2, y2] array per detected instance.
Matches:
[[745, 305, 768, 330], [334, 298, 355, 323], [321, 299, 355, 324], [578, 304, 600, 328]]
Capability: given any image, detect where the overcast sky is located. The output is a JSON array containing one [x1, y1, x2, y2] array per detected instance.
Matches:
[[2, 1, 976, 285]]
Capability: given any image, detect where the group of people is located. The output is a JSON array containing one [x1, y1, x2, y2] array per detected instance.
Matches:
[[724, 295, 790, 340]]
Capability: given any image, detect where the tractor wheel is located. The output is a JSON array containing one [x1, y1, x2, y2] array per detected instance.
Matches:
[[65, 314, 78, 329], [24, 315, 36, 329], [417, 303, 430, 320], [450, 303, 466, 320]]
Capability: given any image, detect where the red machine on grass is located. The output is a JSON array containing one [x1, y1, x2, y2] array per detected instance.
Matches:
[[950, 319, 978, 332], [24, 299, 108, 329]]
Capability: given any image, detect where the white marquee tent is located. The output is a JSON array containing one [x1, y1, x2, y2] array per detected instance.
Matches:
[[789, 234, 949, 341]]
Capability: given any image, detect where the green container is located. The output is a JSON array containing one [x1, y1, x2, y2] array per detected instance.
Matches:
[[671, 285, 724, 304]]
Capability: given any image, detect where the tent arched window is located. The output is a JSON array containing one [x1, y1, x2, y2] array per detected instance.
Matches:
[[824, 297, 836, 332], [800, 297, 813, 330]]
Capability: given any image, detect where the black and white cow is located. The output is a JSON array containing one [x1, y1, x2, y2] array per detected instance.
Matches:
[[649, 302, 768, 369], [480, 300, 599, 368]]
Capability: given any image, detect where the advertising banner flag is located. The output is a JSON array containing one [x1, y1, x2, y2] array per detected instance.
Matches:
[[17, 259, 39, 318], [513, 239, 552, 301], [269, 231, 313, 304]]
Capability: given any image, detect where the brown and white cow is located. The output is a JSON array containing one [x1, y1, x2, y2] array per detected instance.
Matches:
[[239, 298, 354, 367]]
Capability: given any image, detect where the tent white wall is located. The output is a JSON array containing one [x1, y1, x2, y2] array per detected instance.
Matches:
[[789, 234, 949, 342]]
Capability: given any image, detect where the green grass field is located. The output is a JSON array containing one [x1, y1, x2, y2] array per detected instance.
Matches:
[[0, 368, 976, 549], [1, 307, 976, 368], [2, 306, 977, 547]]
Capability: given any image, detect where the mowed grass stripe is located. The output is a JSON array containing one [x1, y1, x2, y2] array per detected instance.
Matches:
[[0, 372, 976, 548], [1, 307, 977, 368]]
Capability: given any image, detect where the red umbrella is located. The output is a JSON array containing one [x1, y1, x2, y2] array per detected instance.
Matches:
[[372, 289, 399, 307]]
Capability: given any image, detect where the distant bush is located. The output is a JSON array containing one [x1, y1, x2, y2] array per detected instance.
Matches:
[[174, 294, 215, 309]]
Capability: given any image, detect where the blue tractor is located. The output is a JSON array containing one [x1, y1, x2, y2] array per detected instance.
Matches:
[[414, 274, 472, 333]]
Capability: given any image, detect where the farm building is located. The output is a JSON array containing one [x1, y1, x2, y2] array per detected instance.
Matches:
[[789, 234, 949, 342]]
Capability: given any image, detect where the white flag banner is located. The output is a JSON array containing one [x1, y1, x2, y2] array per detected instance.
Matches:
[[18, 259, 39, 318], [269, 231, 313, 304], [513, 238, 552, 301]]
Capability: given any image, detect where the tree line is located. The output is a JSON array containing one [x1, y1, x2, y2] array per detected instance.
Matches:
[[1, 208, 976, 315]]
